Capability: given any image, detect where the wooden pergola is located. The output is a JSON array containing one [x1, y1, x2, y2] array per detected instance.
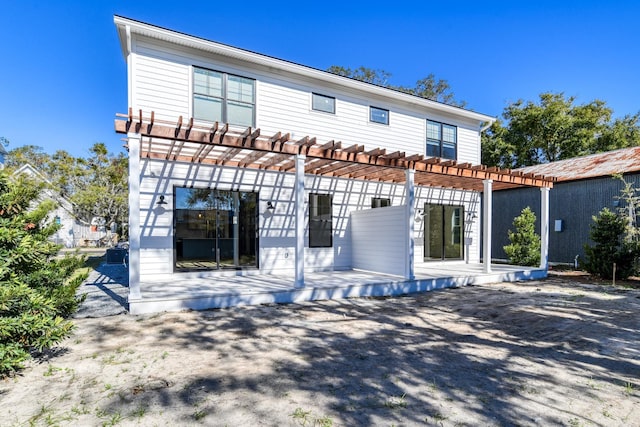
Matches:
[[115, 109, 554, 192], [117, 109, 554, 298]]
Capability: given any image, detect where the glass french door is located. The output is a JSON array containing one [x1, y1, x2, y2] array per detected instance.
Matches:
[[174, 188, 258, 270], [424, 204, 464, 261]]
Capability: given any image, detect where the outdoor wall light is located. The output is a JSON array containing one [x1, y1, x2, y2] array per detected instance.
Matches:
[[266, 201, 275, 212], [156, 195, 167, 205], [467, 212, 478, 221]]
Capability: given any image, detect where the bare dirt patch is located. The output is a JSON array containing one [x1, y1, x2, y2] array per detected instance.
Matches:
[[2, 277, 639, 426]]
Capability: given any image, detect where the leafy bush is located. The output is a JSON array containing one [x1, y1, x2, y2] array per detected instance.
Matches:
[[0, 172, 86, 376], [503, 207, 541, 266], [582, 208, 638, 280]]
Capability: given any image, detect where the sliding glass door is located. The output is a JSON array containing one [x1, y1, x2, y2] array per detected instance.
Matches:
[[424, 204, 464, 261], [174, 188, 258, 271]]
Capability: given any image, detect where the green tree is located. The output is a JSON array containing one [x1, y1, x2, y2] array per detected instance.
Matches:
[[482, 93, 640, 168], [68, 143, 128, 229], [5, 142, 129, 232], [0, 171, 86, 376], [582, 208, 638, 280], [327, 66, 465, 107], [5, 144, 51, 172], [503, 207, 541, 266]]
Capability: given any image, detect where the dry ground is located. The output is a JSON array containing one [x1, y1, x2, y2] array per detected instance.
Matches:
[[1, 275, 639, 426]]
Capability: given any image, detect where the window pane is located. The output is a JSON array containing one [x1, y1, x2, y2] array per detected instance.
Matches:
[[442, 142, 456, 160], [194, 68, 222, 97], [442, 124, 456, 143], [227, 75, 254, 103], [194, 95, 222, 122], [312, 93, 335, 114], [370, 107, 389, 125], [227, 101, 254, 127], [427, 121, 441, 140], [427, 141, 441, 157], [309, 194, 332, 247], [444, 206, 463, 259]]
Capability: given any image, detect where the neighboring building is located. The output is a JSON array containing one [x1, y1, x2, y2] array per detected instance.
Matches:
[[0, 144, 7, 168], [114, 16, 554, 313], [492, 147, 640, 265], [12, 164, 80, 248]]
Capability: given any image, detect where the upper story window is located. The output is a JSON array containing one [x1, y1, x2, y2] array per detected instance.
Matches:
[[193, 67, 255, 127], [426, 120, 457, 160], [370, 106, 389, 125], [312, 93, 335, 114], [309, 193, 332, 247]]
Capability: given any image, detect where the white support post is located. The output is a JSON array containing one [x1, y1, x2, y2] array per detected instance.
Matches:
[[482, 179, 493, 273], [294, 155, 306, 288], [540, 187, 550, 270], [405, 169, 415, 280], [127, 132, 141, 300]]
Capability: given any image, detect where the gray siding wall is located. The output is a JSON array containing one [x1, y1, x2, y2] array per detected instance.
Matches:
[[492, 173, 640, 264]]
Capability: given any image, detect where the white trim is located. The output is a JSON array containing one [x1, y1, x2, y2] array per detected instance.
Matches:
[[294, 154, 305, 288], [127, 133, 142, 300], [540, 187, 550, 270], [405, 169, 415, 280], [482, 179, 493, 273]]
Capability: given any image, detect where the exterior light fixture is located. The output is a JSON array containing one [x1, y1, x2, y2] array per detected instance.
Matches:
[[156, 195, 167, 205], [266, 201, 275, 212]]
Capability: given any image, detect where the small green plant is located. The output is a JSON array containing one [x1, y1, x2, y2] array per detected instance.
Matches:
[[43, 364, 62, 377], [193, 409, 207, 421], [583, 208, 638, 280], [315, 415, 333, 427], [503, 207, 541, 266], [623, 381, 635, 395], [384, 393, 407, 409], [291, 407, 312, 426], [567, 416, 582, 427]]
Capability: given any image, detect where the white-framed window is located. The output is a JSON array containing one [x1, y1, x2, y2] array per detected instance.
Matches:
[[426, 120, 457, 160], [370, 106, 389, 125], [312, 93, 335, 114], [193, 67, 255, 127]]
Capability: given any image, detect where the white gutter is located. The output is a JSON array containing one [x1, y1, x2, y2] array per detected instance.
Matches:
[[114, 15, 496, 125]]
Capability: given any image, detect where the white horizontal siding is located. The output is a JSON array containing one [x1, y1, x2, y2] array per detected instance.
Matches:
[[129, 35, 483, 164], [351, 206, 408, 276], [136, 157, 481, 282]]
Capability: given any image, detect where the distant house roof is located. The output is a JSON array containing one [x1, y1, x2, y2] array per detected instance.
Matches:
[[517, 146, 640, 182]]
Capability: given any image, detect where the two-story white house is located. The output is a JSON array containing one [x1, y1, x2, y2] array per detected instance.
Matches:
[[114, 16, 553, 314]]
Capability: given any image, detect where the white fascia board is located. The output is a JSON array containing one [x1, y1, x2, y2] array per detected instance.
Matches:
[[113, 15, 496, 126]]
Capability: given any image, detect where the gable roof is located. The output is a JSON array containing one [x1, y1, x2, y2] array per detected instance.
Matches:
[[113, 15, 495, 128], [517, 146, 640, 182]]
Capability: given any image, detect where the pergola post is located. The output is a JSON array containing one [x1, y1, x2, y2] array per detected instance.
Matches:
[[294, 154, 305, 288], [127, 132, 141, 300], [540, 187, 550, 270], [482, 179, 493, 273], [405, 169, 415, 280]]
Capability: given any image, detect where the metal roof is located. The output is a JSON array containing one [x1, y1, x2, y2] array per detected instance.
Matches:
[[517, 147, 640, 182]]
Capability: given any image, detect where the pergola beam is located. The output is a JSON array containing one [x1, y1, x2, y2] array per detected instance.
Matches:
[[114, 112, 554, 191]]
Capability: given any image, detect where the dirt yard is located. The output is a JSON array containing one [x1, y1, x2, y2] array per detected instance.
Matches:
[[1, 275, 639, 426]]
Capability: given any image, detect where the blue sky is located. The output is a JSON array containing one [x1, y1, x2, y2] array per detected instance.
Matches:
[[1, 1, 638, 158]]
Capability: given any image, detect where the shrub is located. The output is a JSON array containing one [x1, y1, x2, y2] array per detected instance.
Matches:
[[582, 208, 638, 280], [503, 207, 541, 266], [0, 172, 86, 376]]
